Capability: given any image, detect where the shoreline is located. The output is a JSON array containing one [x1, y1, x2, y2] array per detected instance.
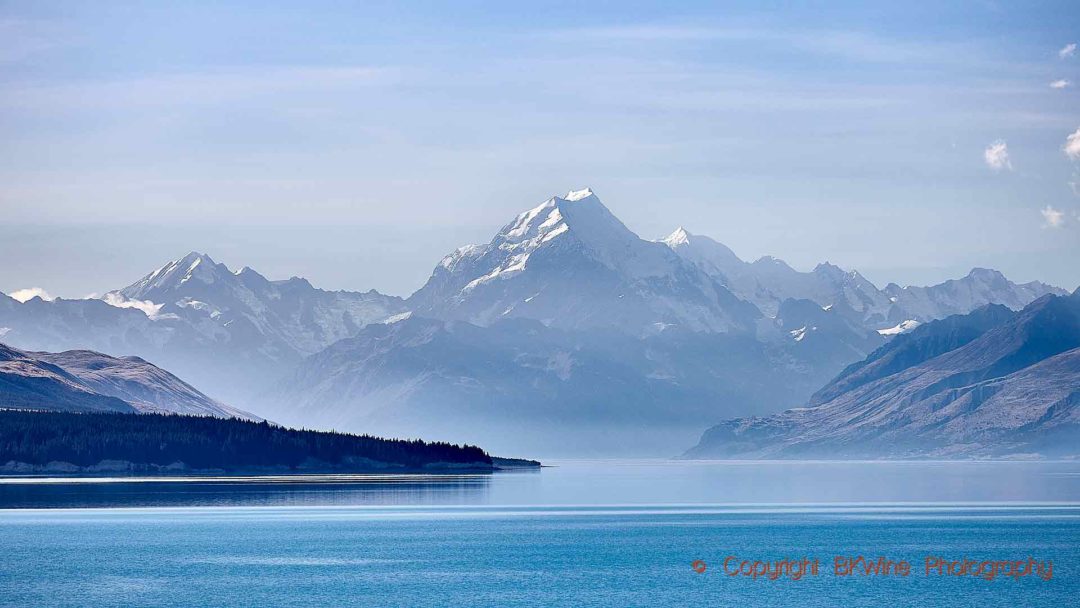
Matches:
[[0, 457, 541, 479]]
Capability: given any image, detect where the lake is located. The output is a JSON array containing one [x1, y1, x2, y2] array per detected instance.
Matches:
[[1, 460, 1078, 607]]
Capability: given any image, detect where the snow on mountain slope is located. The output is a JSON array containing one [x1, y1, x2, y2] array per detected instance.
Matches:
[[771, 297, 886, 361], [409, 189, 761, 334], [877, 320, 921, 336], [114, 251, 407, 356], [0, 292, 181, 355]]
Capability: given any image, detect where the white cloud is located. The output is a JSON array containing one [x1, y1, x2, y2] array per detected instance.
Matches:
[[101, 292, 164, 318], [1050, 79, 1070, 89], [1041, 205, 1065, 228], [983, 140, 1012, 171], [8, 287, 53, 302], [1060, 43, 1077, 59], [1064, 128, 1080, 160]]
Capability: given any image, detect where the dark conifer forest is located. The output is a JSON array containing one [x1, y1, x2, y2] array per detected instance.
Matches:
[[0, 410, 492, 472]]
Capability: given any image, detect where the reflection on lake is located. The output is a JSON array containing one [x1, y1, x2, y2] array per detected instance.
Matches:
[[0, 473, 499, 509], [0, 460, 1078, 509]]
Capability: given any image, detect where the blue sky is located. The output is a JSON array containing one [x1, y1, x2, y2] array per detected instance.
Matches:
[[2, 1, 1079, 297]]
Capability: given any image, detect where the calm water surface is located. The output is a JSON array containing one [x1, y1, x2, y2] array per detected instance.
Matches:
[[1, 460, 1077, 607]]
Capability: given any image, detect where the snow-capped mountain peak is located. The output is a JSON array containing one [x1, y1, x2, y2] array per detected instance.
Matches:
[[408, 189, 761, 333], [478, 188, 673, 283], [97, 251, 408, 359], [564, 187, 595, 201], [497, 187, 621, 242], [661, 227, 692, 248], [120, 251, 234, 300], [660, 228, 744, 271], [551, 190, 665, 274]]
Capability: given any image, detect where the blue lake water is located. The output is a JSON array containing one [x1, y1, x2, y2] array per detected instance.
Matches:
[[1, 460, 1078, 607]]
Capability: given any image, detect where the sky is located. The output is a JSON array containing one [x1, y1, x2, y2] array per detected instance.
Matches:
[[1, 0, 1079, 299]]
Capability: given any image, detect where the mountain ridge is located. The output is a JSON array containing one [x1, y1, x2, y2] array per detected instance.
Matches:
[[684, 290, 1080, 459], [0, 342, 258, 419], [661, 228, 1065, 327], [0, 342, 135, 414]]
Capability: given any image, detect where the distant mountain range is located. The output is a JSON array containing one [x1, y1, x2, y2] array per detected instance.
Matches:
[[0, 342, 256, 419], [114, 251, 407, 356], [685, 290, 1080, 459], [0, 252, 405, 407], [0, 188, 1070, 455], [662, 227, 1065, 328]]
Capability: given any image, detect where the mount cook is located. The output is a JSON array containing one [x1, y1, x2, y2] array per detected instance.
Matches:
[[0, 189, 1068, 456]]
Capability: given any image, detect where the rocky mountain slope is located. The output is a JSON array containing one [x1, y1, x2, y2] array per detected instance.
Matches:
[[35, 349, 256, 418], [685, 290, 1080, 459], [1, 342, 256, 419], [0, 343, 134, 413]]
